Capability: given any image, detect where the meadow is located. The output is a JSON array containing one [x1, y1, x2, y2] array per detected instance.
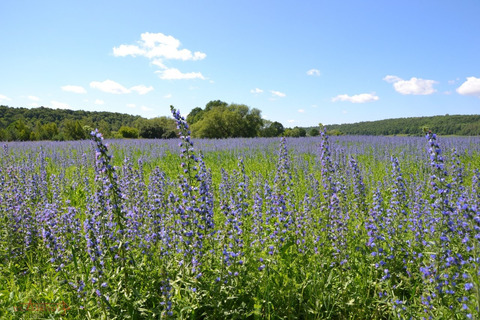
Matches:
[[1, 109, 480, 319]]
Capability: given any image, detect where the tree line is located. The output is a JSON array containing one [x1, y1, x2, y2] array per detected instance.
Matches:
[[0, 105, 177, 141], [4, 103, 476, 141], [0, 102, 316, 141], [324, 114, 480, 136]]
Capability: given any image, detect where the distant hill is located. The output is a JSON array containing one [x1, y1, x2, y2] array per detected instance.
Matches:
[[0, 105, 142, 130], [322, 114, 480, 136], [0, 105, 177, 141]]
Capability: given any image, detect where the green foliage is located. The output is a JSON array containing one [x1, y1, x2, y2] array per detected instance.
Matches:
[[307, 128, 319, 136], [0, 105, 143, 141], [283, 126, 306, 137], [5, 119, 32, 141], [189, 101, 264, 138], [136, 117, 177, 139], [118, 126, 139, 138], [326, 114, 480, 136], [260, 121, 285, 137], [186, 107, 204, 125], [64, 119, 86, 140]]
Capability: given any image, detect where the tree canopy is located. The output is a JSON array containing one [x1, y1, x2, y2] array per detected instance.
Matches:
[[325, 114, 480, 136], [0, 105, 177, 141], [188, 101, 264, 138]]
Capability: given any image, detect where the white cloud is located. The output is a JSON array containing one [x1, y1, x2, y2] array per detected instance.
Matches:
[[112, 44, 146, 57], [288, 120, 295, 123], [456, 77, 480, 97], [94, 99, 104, 105], [90, 80, 130, 94], [250, 88, 264, 94], [332, 93, 379, 103], [298, 109, 305, 113], [152, 59, 167, 69], [130, 85, 154, 95], [0, 94, 12, 102], [127, 103, 136, 108], [28, 95, 40, 101], [156, 68, 205, 80], [139, 32, 206, 61], [164, 93, 172, 98], [140, 105, 153, 111], [62, 85, 87, 94], [306, 69, 321, 76], [383, 75, 437, 95], [271, 90, 286, 98], [50, 101, 71, 110], [114, 32, 207, 80], [383, 75, 402, 83]]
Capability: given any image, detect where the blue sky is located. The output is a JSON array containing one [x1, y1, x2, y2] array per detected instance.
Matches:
[[1, 0, 479, 127]]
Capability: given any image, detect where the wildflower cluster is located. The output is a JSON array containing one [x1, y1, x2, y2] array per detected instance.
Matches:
[[3, 118, 480, 319]]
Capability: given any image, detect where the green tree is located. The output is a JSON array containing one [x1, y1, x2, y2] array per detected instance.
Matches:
[[136, 117, 177, 139], [190, 102, 263, 138], [205, 100, 228, 112], [186, 107, 204, 125], [6, 119, 32, 141], [118, 126, 139, 138], [261, 121, 285, 137], [283, 127, 306, 137], [63, 119, 86, 140], [308, 128, 320, 136]]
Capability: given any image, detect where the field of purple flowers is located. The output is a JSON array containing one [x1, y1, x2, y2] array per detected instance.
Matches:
[[1, 108, 480, 319]]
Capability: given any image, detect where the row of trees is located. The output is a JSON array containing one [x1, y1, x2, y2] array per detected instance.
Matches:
[[1, 102, 319, 141], [0, 105, 177, 141], [325, 114, 480, 136]]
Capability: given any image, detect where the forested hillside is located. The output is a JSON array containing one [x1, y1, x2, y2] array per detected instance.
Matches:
[[0, 105, 177, 141], [325, 114, 480, 136]]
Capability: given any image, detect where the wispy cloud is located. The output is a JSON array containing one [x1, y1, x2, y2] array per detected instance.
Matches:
[[250, 88, 264, 94], [456, 77, 480, 97], [61, 85, 87, 94], [332, 93, 379, 103], [384, 75, 437, 95], [155, 68, 205, 80], [127, 103, 136, 108], [90, 80, 130, 94], [298, 109, 305, 113], [94, 99, 104, 105], [306, 69, 321, 76], [28, 95, 40, 101], [114, 32, 206, 80], [50, 101, 71, 109], [90, 80, 154, 94], [140, 105, 153, 111], [130, 85, 154, 95], [0, 94, 12, 102], [271, 90, 286, 98], [164, 93, 172, 98]]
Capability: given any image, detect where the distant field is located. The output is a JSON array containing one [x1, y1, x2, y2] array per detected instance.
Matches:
[[1, 126, 480, 318]]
